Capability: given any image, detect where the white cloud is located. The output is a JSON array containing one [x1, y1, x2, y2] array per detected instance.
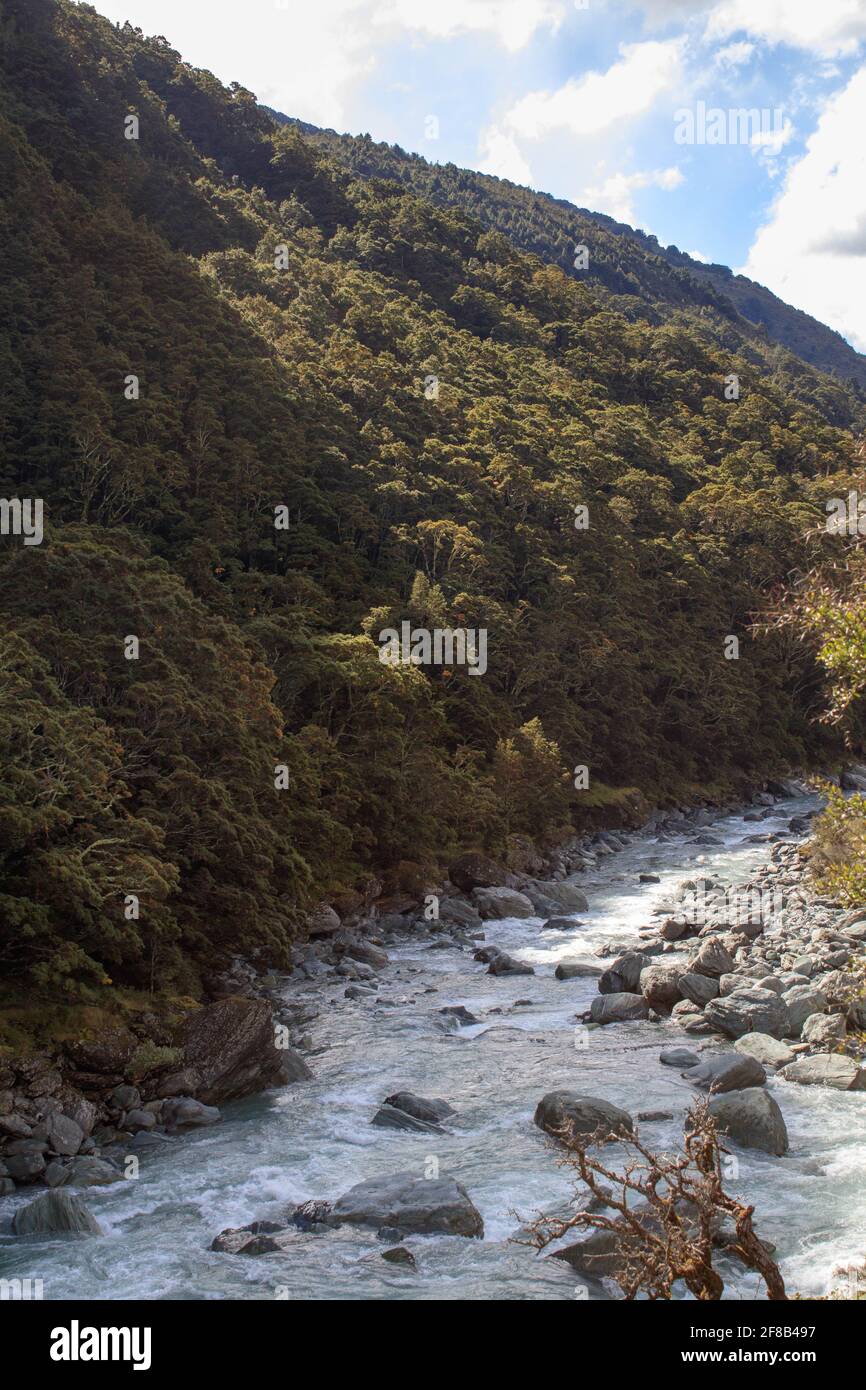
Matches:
[[583, 164, 684, 222], [372, 0, 566, 52], [477, 126, 535, 183], [503, 39, 685, 138], [743, 66, 866, 351], [707, 0, 866, 59], [713, 41, 754, 68]]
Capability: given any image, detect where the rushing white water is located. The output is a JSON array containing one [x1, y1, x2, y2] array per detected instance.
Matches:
[[3, 795, 865, 1301]]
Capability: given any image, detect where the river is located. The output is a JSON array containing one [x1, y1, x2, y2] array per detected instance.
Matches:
[[3, 793, 865, 1300]]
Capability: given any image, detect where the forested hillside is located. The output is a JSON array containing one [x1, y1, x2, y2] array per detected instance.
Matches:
[[279, 116, 866, 404], [1, 0, 863, 1004]]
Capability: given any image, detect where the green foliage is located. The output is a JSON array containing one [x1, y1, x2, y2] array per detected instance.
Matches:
[[807, 782, 866, 906], [0, 0, 862, 1001]]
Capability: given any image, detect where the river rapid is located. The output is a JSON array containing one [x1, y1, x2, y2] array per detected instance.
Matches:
[[3, 793, 865, 1301]]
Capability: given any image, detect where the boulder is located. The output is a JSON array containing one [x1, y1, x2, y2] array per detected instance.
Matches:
[[534, 1091, 633, 1143], [734, 1033, 795, 1068], [371, 1105, 443, 1134], [487, 951, 534, 976], [683, 1053, 767, 1093], [382, 1093, 456, 1124], [12, 1191, 103, 1236], [640, 964, 684, 1011], [678, 972, 719, 1007], [802, 1013, 846, 1048], [332, 1171, 483, 1237], [779, 1054, 866, 1091], [782, 985, 827, 1037], [448, 852, 508, 893], [704, 987, 792, 1040], [598, 951, 648, 995], [438, 1006, 479, 1026], [182, 997, 312, 1105], [590, 993, 650, 1024], [471, 887, 536, 920], [342, 939, 389, 969], [708, 1088, 788, 1156], [161, 1097, 221, 1131], [64, 1026, 138, 1075], [542, 916, 586, 931], [691, 939, 736, 979], [555, 962, 602, 981], [63, 1157, 123, 1187], [659, 1047, 700, 1068], [307, 903, 342, 936], [438, 898, 481, 928], [525, 880, 588, 913], [46, 1113, 84, 1156]]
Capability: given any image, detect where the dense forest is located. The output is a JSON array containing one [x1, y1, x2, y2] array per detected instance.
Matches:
[[282, 115, 866, 404], [2, 0, 865, 1008]]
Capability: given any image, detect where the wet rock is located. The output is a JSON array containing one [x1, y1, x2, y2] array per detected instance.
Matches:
[[659, 1047, 699, 1068], [182, 997, 311, 1105], [683, 1053, 767, 1093], [382, 1245, 416, 1268], [64, 1157, 123, 1186], [111, 1084, 141, 1111], [555, 962, 602, 980], [342, 939, 389, 969], [487, 951, 534, 976], [64, 1026, 138, 1075], [332, 1171, 484, 1237], [704, 987, 792, 1040], [471, 887, 535, 920], [534, 1091, 634, 1143], [0, 1113, 32, 1139], [543, 917, 586, 931], [439, 1005, 479, 1025], [371, 1104, 443, 1135], [525, 880, 589, 913], [124, 1109, 157, 1132], [779, 1054, 866, 1091], [161, 1097, 221, 1131], [708, 1088, 788, 1156], [383, 1093, 456, 1124], [590, 992, 650, 1024], [12, 1191, 103, 1236], [438, 898, 481, 929]]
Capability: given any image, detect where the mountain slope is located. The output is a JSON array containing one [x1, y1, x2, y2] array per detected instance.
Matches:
[[0, 0, 862, 1002], [275, 116, 866, 406]]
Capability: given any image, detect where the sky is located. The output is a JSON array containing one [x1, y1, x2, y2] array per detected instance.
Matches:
[[89, 0, 866, 352]]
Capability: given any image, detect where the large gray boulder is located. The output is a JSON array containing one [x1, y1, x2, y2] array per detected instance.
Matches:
[[332, 1171, 483, 1237], [47, 1113, 85, 1156], [704, 987, 792, 1040], [161, 1097, 221, 1131], [534, 1091, 634, 1143], [779, 1054, 866, 1091], [782, 985, 827, 1037], [471, 887, 536, 920], [371, 1105, 443, 1134], [555, 961, 602, 980], [182, 997, 312, 1105], [590, 992, 650, 1024], [708, 1088, 788, 1156], [12, 1191, 103, 1236], [683, 1053, 766, 1093]]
